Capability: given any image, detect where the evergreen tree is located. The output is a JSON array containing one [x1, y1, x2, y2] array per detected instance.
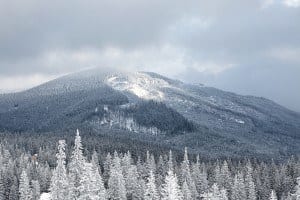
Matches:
[[69, 129, 86, 200], [182, 180, 192, 200], [156, 155, 166, 193], [260, 163, 272, 200], [121, 152, 132, 180], [192, 155, 208, 195], [270, 190, 277, 200], [31, 180, 40, 200], [220, 187, 229, 200], [125, 164, 144, 199], [220, 160, 232, 191], [145, 151, 156, 176], [276, 166, 293, 198], [2, 126, 300, 200], [231, 173, 247, 200], [285, 193, 294, 200], [103, 153, 112, 184], [168, 151, 174, 171], [19, 170, 31, 200], [202, 183, 228, 200], [161, 169, 183, 200], [37, 162, 51, 193], [145, 170, 159, 200], [91, 150, 100, 173], [78, 163, 106, 200], [245, 162, 256, 200], [213, 163, 221, 186], [9, 176, 19, 200], [136, 156, 146, 178], [180, 147, 198, 199], [292, 177, 300, 200], [0, 154, 14, 200], [0, 173, 7, 199], [50, 140, 69, 200], [108, 152, 127, 200], [211, 184, 220, 199], [91, 161, 107, 200]]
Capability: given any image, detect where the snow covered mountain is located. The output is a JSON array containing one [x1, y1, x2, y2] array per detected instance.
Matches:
[[1, 69, 300, 158]]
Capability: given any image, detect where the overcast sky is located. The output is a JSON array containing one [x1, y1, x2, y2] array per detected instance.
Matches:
[[0, 0, 300, 111]]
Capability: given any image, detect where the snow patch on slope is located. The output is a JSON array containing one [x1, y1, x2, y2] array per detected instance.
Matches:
[[105, 72, 171, 100], [40, 193, 51, 200], [235, 119, 245, 124], [90, 105, 163, 135], [105, 71, 250, 127]]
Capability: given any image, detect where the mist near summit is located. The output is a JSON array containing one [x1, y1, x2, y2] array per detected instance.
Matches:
[[1, 0, 300, 112]]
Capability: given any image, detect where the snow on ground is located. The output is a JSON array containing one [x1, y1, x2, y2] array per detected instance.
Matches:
[[40, 193, 51, 200], [235, 119, 245, 124], [105, 72, 170, 100]]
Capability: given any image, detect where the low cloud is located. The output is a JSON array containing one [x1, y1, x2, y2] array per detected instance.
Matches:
[[0, 74, 58, 93], [0, 0, 300, 111], [268, 47, 300, 63], [283, 0, 300, 7]]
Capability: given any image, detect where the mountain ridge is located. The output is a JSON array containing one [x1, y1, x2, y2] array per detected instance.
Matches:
[[0, 69, 299, 159]]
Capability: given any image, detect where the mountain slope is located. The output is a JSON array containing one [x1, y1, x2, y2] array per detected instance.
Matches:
[[0, 69, 299, 158]]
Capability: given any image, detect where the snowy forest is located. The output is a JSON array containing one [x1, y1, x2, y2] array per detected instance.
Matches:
[[0, 130, 300, 200]]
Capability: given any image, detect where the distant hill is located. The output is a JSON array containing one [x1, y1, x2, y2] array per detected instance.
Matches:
[[1, 68, 300, 159]]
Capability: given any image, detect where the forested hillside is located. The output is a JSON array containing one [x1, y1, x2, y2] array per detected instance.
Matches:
[[1, 70, 300, 158], [0, 130, 300, 200]]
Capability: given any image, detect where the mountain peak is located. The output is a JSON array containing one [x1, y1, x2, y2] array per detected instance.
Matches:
[[105, 72, 173, 100], [1, 69, 300, 158]]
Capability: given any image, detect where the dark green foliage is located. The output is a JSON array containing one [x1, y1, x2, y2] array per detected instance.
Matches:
[[123, 100, 195, 134], [0, 86, 128, 132]]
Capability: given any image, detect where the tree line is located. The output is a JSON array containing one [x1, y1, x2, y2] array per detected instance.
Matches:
[[1, 130, 300, 199]]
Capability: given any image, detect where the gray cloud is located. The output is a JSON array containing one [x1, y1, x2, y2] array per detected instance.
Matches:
[[0, 0, 300, 111]]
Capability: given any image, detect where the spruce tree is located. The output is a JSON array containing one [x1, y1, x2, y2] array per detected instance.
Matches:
[[211, 183, 220, 198], [270, 190, 277, 200], [220, 160, 232, 191], [292, 177, 300, 199], [125, 164, 144, 199], [245, 162, 256, 200], [91, 150, 100, 173], [103, 153, 112, 184], [91, 161, 107, 200], [108, 152, 127, 200], [192, 155, 208, 195], [180, 147, 198, 199], [145, 170, 159, 200], [37, 162, 51, 193], [220, 187, 229, 200], [231, 173, 247, 200], [145, 151, 156, 176], [213, 163, 221, 186], [182, 180, 192, 200], [69, 129, 86, 200], [19, 170, 31, 200], [0, 173, 7, 199], [50, 140, 69, 200], [168, 151, 174, 171], [121, 152, 132, 180], [78, 163, 106, 200], [202, 183, 228, 200], [156, 155, 166, 194], [9, 176, 19, 200], [136, 156, 146, 178], [31, 180, 40, 200], [161, 169, 183, 200]]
